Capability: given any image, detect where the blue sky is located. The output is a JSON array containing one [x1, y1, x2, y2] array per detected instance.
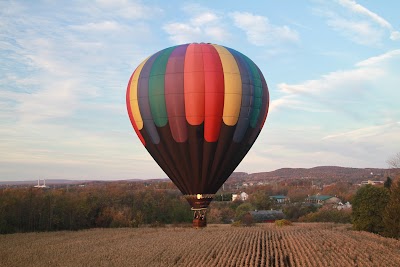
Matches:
[[1, 0, 399, 181]]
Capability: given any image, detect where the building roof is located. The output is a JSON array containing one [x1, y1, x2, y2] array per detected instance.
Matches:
[[270, 195, 288, 199], [307, 195, 333, 201]]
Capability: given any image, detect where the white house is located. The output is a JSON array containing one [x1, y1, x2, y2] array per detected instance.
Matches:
[[336, 202, 352, 210], [232, 192, 249, 201]]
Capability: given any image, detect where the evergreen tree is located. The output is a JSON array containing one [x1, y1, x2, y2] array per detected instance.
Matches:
[[384, 177, 392, 189], [383, 178, 400, 238], [352, 185, 389, 234]]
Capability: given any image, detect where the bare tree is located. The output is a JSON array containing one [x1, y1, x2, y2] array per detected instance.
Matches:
[[387, 152, 400, 168]]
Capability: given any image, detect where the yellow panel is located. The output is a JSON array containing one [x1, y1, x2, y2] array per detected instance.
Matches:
[[223, 72, 241, 95], [212, 44, 242, 126], [222, 93, 242, 117], [130, 99, 143, 129], [129, 57, 149, 130]]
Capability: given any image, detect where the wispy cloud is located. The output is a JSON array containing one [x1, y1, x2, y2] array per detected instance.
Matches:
[[315, 0, 399, 45], [278, 67, 382, 95], [190, 12, 219, 26], [70, 21, 122, 32], [163, 6, 299, 47], [1, 1, 398, 180], [269, 95, 330, 113], [0, 0, 166, 180], [163, 4, 229, 44], [323, 122, 400, 140], [230, 12, 299, 46], [337, 0, 399, 40], [93, 0, 163, 20], [278, 49, 400, 96], [275, 49, 400, 124], [355, 49, 400, 67]]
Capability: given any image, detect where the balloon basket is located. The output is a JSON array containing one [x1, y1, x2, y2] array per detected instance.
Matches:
[[192, 208, 207, 228], [184, 194, 214, 228]]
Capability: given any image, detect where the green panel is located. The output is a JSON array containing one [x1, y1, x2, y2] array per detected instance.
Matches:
[[243, 56, 263, 128], [149, 46, 176, 127], [253, 95, 262, 109]]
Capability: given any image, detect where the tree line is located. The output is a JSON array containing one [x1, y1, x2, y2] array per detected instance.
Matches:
[[0, 182, 192, 234], [1, 175, 399, 239]]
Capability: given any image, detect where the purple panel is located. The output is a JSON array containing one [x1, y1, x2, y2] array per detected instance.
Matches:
[[165, 44, 189, 143], [138, 51, 162, 144], [227, 48, 254, 143]]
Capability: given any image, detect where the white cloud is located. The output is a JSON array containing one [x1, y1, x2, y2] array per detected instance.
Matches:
[[269, 95, 330, 113], [163, 6, 229, 44], [163, 7, 298, 47], [356, 49, 400, 67], [390, 31, 400, 40], [17, 82, 80, 123], [163, 23, 203, 44], [278, 67, 382, 95], [278, 49, 400, 96], [327, 17, 383, 46], [320, 122, 400, 165], [0, 0, 159, 181], [337, 0, 392, 28], [205, 26, 228, 41], [70, 21, 122, 32], [322, 122, 399, 140], [190, 12, 219, 26], [1, 1, 399, 180], [94, 0, 162, 20], [275, 49, 400, 126], [316, 0, 399, 45], [230, 12, 299, 46]]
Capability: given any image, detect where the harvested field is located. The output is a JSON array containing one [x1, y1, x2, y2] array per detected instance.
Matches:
[[1, 223, 400, 267]]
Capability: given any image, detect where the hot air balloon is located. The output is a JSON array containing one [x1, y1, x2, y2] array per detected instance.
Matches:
[[126, 43, 269, 227]]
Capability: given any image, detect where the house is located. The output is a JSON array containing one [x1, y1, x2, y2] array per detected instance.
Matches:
[[306, 195, 341, 205], [232, 192, 249, 201], [248, 210, 285, 223], [360, 180, 384, 186], [336, 202, 352, 210], [270, 195, 290, 204]]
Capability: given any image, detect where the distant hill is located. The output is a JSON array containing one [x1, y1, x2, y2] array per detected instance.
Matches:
[[0, 178, 168, 186], [227, 166, 400, 185], [1, 166, 399, 186], [0, 179, 92, 186]]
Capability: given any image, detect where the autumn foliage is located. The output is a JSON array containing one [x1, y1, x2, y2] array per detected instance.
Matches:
[[0, 182, 191, 234]]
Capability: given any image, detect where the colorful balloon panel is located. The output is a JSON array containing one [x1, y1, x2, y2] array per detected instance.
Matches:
[[126, 43, 269, 196]]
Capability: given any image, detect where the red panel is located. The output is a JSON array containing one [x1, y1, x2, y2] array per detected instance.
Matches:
[[184, 44, 205, 125], [126, 71, 145, 145], [201, 44, 224, 142]]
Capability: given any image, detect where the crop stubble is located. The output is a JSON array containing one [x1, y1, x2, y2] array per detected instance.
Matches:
[[1, 223, 400, 267]]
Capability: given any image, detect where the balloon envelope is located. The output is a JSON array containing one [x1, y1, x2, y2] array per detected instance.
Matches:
[[127, 43, 269, 209]]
